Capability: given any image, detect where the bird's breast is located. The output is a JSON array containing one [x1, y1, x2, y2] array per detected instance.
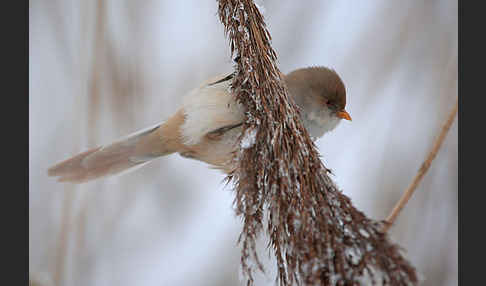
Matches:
[[301, 108, 341, 139]]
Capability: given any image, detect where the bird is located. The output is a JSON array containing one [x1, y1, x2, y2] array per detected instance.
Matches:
[[48, 66, 351, 183]]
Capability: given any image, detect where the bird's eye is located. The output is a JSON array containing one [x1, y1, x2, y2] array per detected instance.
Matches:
[[327, 101, 337, 110]]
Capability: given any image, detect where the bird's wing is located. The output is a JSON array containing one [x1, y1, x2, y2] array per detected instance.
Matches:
[[180, 73, 245, 145]]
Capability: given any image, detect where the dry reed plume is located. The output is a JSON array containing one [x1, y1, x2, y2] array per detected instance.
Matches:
[[217, 1, 418, 285]]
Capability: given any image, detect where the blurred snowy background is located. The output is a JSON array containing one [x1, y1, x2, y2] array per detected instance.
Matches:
[[29, 1, 457, 285]]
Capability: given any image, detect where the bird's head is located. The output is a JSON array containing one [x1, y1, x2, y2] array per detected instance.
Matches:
[[285, 66, 351, 139]]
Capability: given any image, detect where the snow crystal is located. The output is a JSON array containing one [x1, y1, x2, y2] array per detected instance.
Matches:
[[345, 247, 362, 265], [365, 243, 373, 252], [329, 273, 342, 285], [344, 214, 352, 222], [293, 218, 301, 230], [355, 267, 388, 286], [224, 5, 230, 19], [240, 127, 258, 149], [278, 160, 289, 178], [359, 228, 370, 238], [238, 25, 250, 41]]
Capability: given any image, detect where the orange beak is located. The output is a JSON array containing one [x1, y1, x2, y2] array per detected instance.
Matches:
[[337, 110, 352, 121]]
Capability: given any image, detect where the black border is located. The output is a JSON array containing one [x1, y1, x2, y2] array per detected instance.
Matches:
[[459, 1, 483, 285], [3, 1, 28, 284]]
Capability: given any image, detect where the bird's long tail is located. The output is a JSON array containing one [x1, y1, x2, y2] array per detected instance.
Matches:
[[48, 122, 176, 184]]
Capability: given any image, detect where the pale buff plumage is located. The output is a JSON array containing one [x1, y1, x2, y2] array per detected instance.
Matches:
[[48, 67, 350, 183]]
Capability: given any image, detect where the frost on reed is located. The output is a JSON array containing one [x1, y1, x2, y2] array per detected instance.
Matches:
[[217, 1, 418, 285]]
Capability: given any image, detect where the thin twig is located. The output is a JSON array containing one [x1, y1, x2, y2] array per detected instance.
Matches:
[[383, 97, 458, 232]]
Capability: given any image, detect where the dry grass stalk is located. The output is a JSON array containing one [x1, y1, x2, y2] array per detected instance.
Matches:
[[217, 1, 418, 285], [384, 98, 458, 232]]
